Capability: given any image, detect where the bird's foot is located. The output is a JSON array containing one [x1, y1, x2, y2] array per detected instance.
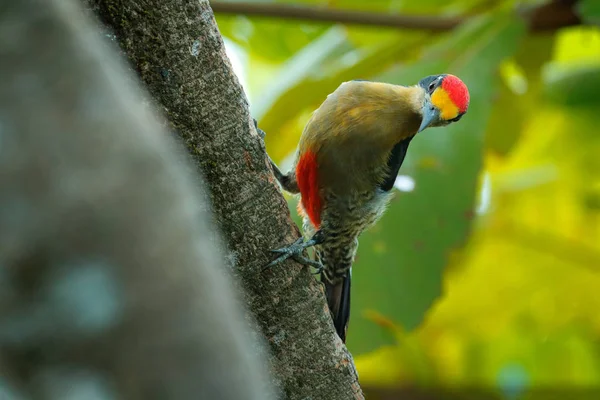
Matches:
[[263, 237, 323, 273], [292, 253, 323, 275]]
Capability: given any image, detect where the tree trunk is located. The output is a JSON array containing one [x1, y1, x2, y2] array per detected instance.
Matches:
[[0, 0, 274, 398], [83, 0, 363, 398]]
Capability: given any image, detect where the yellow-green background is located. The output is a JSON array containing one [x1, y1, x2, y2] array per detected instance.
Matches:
[[215, 0, 600, 396]]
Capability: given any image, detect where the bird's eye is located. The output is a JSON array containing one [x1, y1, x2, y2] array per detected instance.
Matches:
[[428, 82, 435, 93]]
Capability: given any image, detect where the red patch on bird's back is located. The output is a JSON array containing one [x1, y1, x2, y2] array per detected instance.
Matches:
[[296, 150, 322, 228], [442, 74, 470, 113]]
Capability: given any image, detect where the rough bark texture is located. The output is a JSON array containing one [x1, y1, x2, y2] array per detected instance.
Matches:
[[0, 0, 274, 398], [83, 0, 363, 399]]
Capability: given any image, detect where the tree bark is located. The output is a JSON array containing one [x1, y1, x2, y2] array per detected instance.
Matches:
[[0, 0, 274, 398], [83, 0, 363, 399]]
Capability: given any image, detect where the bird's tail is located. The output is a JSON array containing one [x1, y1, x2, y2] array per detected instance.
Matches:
[[322, 269, 351, 343]]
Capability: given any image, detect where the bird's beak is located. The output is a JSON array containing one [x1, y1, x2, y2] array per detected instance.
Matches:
[[418, 100, 440, 133]]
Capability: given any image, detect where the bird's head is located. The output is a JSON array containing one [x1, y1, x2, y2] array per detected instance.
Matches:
[[417, 74, 470, 133]]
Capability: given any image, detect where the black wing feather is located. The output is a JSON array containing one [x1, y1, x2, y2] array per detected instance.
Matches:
[[380, 136, 413, 192]]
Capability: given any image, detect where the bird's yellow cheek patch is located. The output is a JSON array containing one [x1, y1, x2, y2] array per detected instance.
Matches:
[[431, 88, 460, 121]]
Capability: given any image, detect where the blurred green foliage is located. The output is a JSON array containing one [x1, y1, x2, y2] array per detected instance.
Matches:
[[215, 0, 600, 395]]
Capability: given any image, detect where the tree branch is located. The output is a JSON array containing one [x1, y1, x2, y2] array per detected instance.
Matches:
[[83, 0, 363, 398], [212, 1, 463, 31], [209, 0, 581, 32]]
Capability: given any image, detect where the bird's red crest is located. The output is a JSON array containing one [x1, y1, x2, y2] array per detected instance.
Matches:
[[296, 150, 322, 228], [442, 74, 470, 114]]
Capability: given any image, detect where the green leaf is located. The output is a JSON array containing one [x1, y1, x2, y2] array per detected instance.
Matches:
[[215, 15, 331, 62], [251, 25, 350, 121], [486, 34, 555, 156], [346, 13, 526, 355], [485, 73, 525, 156], [577, 0, 600, 25], [543, 65, 600, 107]]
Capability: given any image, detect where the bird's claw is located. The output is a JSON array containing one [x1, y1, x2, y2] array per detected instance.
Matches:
[[263, 237, 323, 273], [269, 238, 303, 254], [310, 262, 324, 275], [291, 253, 323, 273]]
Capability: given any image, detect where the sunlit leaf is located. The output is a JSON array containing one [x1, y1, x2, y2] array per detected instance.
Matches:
[[485, 34, 555, 156], [550, 26, 600, 68]]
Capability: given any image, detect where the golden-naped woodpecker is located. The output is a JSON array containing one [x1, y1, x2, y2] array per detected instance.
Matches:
[[263, 74, 470, 342]]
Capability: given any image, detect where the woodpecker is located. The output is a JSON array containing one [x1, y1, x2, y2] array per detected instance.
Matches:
[[263, 74, 470, 342]]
